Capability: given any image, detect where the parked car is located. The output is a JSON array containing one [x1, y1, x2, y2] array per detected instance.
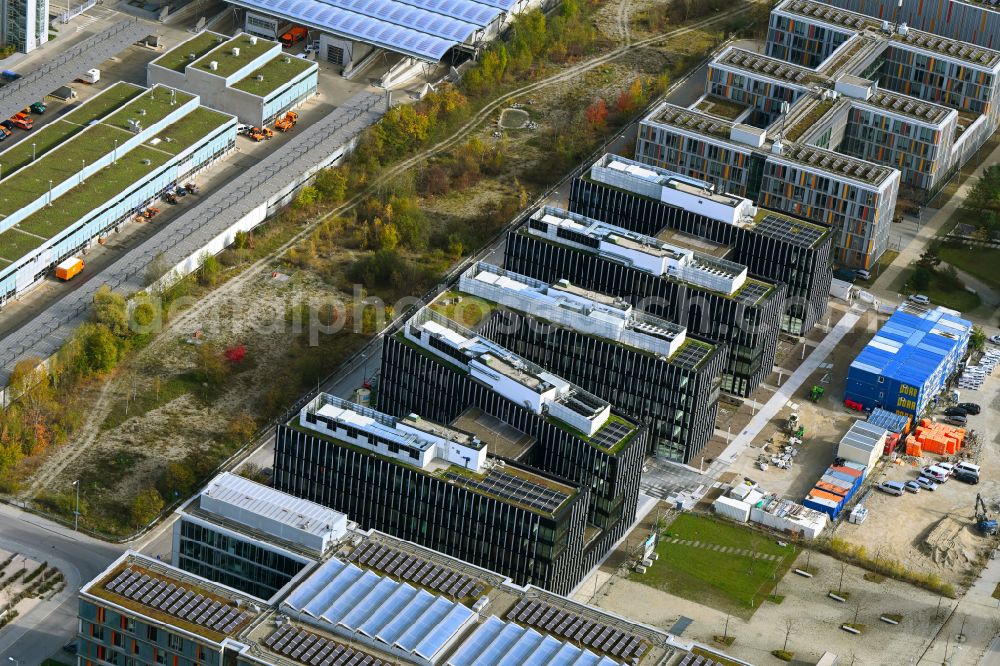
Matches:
[[915, 477, 938, 491], [944, 406, 968, 417], [956, 461, 981, 478], [989, 334, 1000, 345], [936, 462, 956, 476], [879, 481, 905, 496], [904, 480, 921, 494], [943, 415, 967, 427], [921, 465, 949, 483], [954, 469, 980, 484], [909, 294, 930, 305], [855, 269, 871, 280], [958, 402, 981, 415]]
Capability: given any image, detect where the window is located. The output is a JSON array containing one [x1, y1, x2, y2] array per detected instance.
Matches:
[[877, 376, 884, 383], [167, 633, 183, 651]]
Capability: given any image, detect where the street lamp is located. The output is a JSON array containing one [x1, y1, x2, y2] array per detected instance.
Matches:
[[9, 657, 20, 666], [72, 479, 80, 531], [31, 143, 36, 162]]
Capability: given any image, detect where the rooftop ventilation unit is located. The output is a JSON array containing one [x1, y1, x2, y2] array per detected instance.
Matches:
[[255, 74, 264, 81], [898, 23, 909, 36], [187, 53, 196, 60], [249, 35, 258, 45], [232, 47, 240, 56], [141, 159, 151, 165], [208, 61, 218, 71]]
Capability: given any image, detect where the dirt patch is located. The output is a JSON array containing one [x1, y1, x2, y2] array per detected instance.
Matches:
[[498, 108, 529, 129], [923, 515, 981, 568]]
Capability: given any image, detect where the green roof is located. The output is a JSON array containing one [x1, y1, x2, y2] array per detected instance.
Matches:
[[60, 82, 145, 126], [231, 54, 314, 97], [0, 97, 231, 264], [152, 31, 228, 73], [193, 33, 277, 78], [103, 86, 196, 134]]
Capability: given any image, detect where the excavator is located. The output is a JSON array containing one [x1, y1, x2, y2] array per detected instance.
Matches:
[[274, 111, 298, 132], [975, 493, 998, 536]]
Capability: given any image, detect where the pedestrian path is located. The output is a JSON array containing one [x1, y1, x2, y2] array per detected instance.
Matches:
[[662, 537, 782, 561]]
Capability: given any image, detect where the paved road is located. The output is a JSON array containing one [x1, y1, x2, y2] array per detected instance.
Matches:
[[0, 505, 123, 665]]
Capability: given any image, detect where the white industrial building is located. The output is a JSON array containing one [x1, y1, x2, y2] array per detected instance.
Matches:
[[148, 31, 318, 127], [713, 479, 828, 540], [837, 420, 887, 474]]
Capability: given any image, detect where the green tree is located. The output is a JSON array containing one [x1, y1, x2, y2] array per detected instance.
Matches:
[[314, 168, 348, 203], [294, 185, 320, 209], [78, 324, 121, 375], [93, 285, 128, 336], [911, 266, 932, 291], [131, 488, 164, 528], [160, 462, 196, 498], [971, 325, 987, 352], [195, 343, 228, 390], [197, 253, 222, 288], [376, 105, 430, 158]]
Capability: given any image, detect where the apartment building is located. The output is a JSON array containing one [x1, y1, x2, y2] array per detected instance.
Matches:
[[568, 154, 832, 335], [438, 261, 727, 462], [273, 394, 591, 595], [1, 0, 47, 52], [377, 309, 648, 588], [636, 102, 899, 269], [816, 0, 1000, 49]]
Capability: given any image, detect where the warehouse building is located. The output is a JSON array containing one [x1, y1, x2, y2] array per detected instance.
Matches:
[[439, 261, 727, 463], [274, 393, 591, 595], [173, 472, 348, 600], [378, 308, 648, 590], [503, 207, 782, 400], [148, 31, 319, 127], [846, 303, 972, 419], [0, 82, 236, 304]]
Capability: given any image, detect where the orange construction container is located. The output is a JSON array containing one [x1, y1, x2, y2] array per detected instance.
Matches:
[[809, 488, 845, 504], [830, 465, 863, 478]]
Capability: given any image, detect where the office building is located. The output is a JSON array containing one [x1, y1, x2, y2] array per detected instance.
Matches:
[[378, 308, 648, 587], [634, 0, 1000, 269], [2, 0, 47, 53], [148, 32, 319, 127], [568, 154, 832, 335], [846, 303, 971, 418], [0, 82, 236, 304], [77, 476, 697, 666], [274, 393, 591, 595], [173, 472, 348, 601], [505, 205, 784, 396], [443, 260, 727, 461]]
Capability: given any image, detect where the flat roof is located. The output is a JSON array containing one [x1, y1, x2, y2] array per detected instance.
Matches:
[[648, 104, 734, 141], [153, 31, 228, 73], [860, 89, 953, 124], [283, 557, 477, 662], [192, 33, 277, 78], [714, 46, 819, 86], [0, 96, 230, 265], [231, 53, 314, 96], [84, 553, 258, 643], [449, 615, 621, 666], [850, 305, 971, 387], [200, 472, 346, 541], [751, 209, 830, 248]]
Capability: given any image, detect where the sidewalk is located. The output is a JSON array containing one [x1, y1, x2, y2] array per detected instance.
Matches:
[[713, 308, 861, 466]]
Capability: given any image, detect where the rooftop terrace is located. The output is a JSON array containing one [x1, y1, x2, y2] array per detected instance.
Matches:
[[194, 33, 278, 78], [232, 53, 314, 97], [152, 31, 228, 73]]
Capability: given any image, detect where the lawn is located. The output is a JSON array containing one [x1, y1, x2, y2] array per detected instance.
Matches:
[[430, 290, 496, 327], [632, 513, 800, 618], [854, 249, 899, 287], [939, 245, 1000, 294], [232, 55, 313, 97], [152, 31, 225, 72], [899, 266, 982, 312], [193, 33, 276, 78], [60, 82, 144, 126]]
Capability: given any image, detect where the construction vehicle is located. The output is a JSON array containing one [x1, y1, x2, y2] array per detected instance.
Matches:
[[55, 257, 84, 281], [141, 207, 160, 219], [279, 26, 308, 47], [164, 191, 178, 205], [29, 102, 45, 114], [274, 110, 298, 132], [183, 182, 199, 194], [10, 113, 32, 130], [976, 493, 998, 535], [809, 385, 825, 402], [247, 126, 274, 142]]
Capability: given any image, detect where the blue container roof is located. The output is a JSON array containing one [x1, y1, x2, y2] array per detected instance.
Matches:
[[868, 407, 910, 433], [850, 306, 970, 388]]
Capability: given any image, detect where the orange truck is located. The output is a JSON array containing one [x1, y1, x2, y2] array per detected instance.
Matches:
[[10, 112, 31, 130], [279, 26, 307, 47], [55, 257, 84, 281], [274, 111, 298, 132]]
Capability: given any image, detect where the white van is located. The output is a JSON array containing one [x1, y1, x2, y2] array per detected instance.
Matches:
[[956, 461, 981, 477], [921, 465, 949, 483]]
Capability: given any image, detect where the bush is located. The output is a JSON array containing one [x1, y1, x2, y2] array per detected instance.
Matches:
[[131, 488, 164, 528], [771, 650, 794, 662], [197, 253, 222, 287]]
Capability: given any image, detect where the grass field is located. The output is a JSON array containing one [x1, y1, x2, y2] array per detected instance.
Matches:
[[898, 266, 983, 312], [939, 245, 1000, 294], [232, 55, 313, 97], [632, 513, 800, 619]]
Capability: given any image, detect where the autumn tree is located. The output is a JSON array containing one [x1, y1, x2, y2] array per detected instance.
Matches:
[[131, 488, 164, 528], [585, 99, 609, 130]]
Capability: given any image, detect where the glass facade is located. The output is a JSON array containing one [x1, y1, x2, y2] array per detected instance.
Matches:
[[176, 520, 307, 600]]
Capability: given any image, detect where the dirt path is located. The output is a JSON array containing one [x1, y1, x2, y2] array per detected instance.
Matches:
[[616, 0, 633, 45]]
